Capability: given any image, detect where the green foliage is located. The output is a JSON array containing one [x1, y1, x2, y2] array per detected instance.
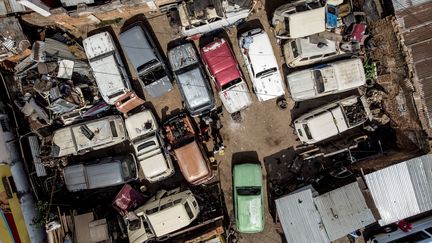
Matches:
[[96, 18, 123, 27], [31, 201, 49, 227]]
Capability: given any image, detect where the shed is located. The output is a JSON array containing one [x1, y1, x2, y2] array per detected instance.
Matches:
[[364, 153, 432, 226], [276, 182, 376, 242]]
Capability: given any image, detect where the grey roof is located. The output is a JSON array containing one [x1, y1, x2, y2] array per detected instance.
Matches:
[[120, 25, 157, 72], [365, 154, 432, 226], [391, 0, 430, 10], [276, 189, 330, 243], [314, 182, 376, 241]]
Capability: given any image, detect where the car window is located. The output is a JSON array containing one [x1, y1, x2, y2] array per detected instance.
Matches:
[[297, 129, 303, 137], [184, 202, 194, 220], [313, 70, 325, 93], [256, 68, 277, 79], [137, 140, 157, 151], [324, 52, 337, 57], [391, 231, 430, 243], [291, 41, 299, 58], [237, 186, 261, 196], [146, 207, 158, 215], [425, 227, 432, 235], [160, 202, 172, 210], [310, 55, 322, 60], [300, 57, 308, 61], [221, 78, 242, 90], [303, 124, 313, 140]]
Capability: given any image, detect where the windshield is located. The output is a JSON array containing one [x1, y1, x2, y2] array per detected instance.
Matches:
[[139, 64, 167, 85], [313, 70, 325, 93], [303, 124, 313, 140], [221, 78, 242, 90], [256, 68, 277, 79], [237, 186, 261, 196], [291, 41, 299, 58]]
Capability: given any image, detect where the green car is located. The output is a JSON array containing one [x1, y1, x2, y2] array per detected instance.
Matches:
[[233, 163, 264, 233]]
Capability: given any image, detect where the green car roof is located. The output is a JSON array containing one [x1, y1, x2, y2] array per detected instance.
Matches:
[[233, 163, 264, 233]]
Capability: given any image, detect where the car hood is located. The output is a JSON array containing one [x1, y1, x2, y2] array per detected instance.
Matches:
[[219, 82, 252, 113], [236, 195, 264, 233], [254, 71, 285, 102], [287, 70, 316, 101], [144, 76, 173, 97]]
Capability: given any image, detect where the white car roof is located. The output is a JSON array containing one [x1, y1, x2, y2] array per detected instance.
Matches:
[[289, 7, 326, 38], [139, 152, 169, 179], [297, 37, 337, 57], [125, 110, 158, 140], [147, 203, 192, 237], [248, 32, 279, 74], [254, 71, 285, 102], [331, 58, 366, 90], [307, 107, 348, 142], [83, 32, 115, 60], [89, 54, 129, 104], [287, 70, 316, 101]]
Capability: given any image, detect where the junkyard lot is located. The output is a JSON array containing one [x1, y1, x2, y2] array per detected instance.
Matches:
[[106, 2, 298, 242]]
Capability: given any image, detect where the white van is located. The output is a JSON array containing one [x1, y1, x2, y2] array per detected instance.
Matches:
[[124, 110, 174, 183], [369, 216, 432, 243], [294, 96, 371, 144], [49, 115, 126, 157], [127, 188, 199, 242], [287, 58, 366, 101], [239, 28, 285, 102], [83, 32, 132, 105], [272, 0, 325, 39], [283, 37, 345, 67]]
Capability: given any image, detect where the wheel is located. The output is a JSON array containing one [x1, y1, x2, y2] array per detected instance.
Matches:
[[231, 112, 242, 122]]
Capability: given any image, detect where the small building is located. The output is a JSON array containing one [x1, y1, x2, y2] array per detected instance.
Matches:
[[276, 182, 376, 243], [364, 153, 432, 226]]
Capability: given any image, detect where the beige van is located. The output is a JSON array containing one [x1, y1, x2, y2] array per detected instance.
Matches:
[[127, 188, 200, 243]]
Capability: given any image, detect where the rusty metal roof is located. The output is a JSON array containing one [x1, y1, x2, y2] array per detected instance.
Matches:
[[392, 0, 432, 125]]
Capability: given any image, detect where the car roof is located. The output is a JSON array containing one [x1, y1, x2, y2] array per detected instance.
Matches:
[[234, 163, 262, 187], [174, 141, 210, 184], [125, 110, 158, 140], [177, 68, 214, 114], [146, 201, 191, 237], [247, 31, 278, 74], [288, 7, 326, 38], [296, 37, 337, 57], [83, 32, 116, 60], [168, 43, 199, 71], [201, 38, 242, 87], [120, 25, 158, 71]]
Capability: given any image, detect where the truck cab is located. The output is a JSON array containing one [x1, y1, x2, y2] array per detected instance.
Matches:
[[294, 96, 371, 144], [124, 110, 174, 183], [127, 188, 200, 243]]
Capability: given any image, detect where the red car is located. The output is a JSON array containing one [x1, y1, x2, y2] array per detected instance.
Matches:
[[201, 38, 252, 115]]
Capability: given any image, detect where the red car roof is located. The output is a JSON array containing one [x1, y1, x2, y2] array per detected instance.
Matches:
[[201, 38, 242, 87]]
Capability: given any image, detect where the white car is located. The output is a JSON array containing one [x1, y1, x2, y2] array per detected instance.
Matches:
[[272, 0, 325, 39], [124, 110, 174, 183], [283, 37, 346, 67], [287, 58, 366, 101], [294, 96, 371, 144], [239, 28, 285, 102], [176, 0, 253, 37], [83, 32, 132, 105]]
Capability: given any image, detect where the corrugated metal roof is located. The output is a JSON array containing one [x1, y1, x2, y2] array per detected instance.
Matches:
[[392, 0, 430, 11], [313, 182, 376, 241], [276, 189, 330, 243], [392, 0, 432, 126], [365, 154, 432, 226], [0, 0, 26, 15]]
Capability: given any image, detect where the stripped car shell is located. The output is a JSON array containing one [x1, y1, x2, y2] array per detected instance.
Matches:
[[201, 38, 252, 114]]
